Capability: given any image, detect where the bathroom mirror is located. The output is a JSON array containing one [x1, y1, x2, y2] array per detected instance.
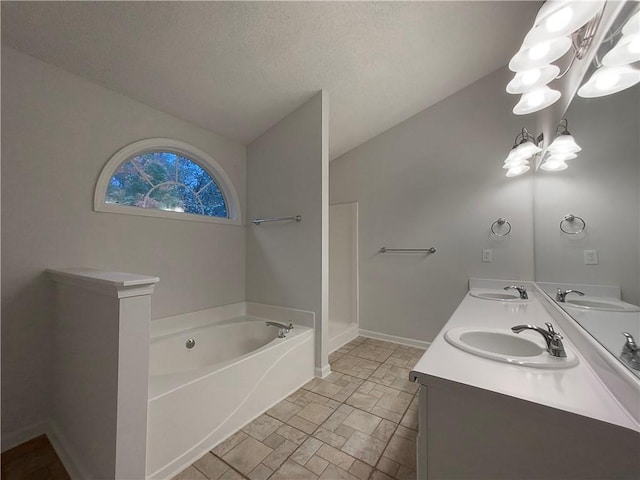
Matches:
[[533, 4, 640, 376]]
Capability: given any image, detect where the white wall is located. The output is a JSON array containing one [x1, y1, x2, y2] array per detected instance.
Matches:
[[329, 203, 358, 333], [330, 67, 535, 343], [534, 86, 640, 305], [246, 91, 330, 373], [1, 46, 247, 445]]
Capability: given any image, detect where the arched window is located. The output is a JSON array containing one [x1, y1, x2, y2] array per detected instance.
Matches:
[[95, 139, 241, 224]]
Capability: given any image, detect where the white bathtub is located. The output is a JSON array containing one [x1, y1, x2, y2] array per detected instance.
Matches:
[[146, 303, 314, 479]]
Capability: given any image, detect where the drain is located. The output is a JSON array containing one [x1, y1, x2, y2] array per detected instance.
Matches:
[[186, 338, 196, 349]]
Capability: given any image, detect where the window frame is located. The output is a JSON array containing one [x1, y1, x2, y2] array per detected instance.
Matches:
[[94, 138, 242, 225]]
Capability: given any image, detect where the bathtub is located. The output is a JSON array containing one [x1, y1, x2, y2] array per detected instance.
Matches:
[[146, 303, 314, 479]]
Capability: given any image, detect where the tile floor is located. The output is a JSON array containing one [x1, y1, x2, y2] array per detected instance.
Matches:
[[1, 434, 70, 480], [173, 337, 425, 480]]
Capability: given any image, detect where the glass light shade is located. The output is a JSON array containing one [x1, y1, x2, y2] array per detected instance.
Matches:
[[547, 134, 581, 154], [506, 164, 531, 177], [577, 65, 640, 98], [602, 33, 640, 67], [540, 159, 569, 171], [514, 141, 542, 159], [622, 10, 639, 36], [509, 36, 572, 71], [503, 157, 530, 169], [513, 86, 561, 115], [523, 1, 605, 46], [506, 65, 560, 94], [545, 151, 578, 161]]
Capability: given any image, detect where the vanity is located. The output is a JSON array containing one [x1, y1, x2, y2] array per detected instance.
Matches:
[[410, 279, 640, 479]]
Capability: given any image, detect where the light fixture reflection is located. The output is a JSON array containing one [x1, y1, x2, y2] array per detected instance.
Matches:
[[523, 1, 605, 46], [513, 86, 561, 115], [622, 10, 640, 36], [506, 65, 560, 94], [602, 33, 640, 67], [506, 164, 531, 177], [509, 36, 572, 71], [547, 118, 581, 154], [540, 159, 569, 171], [503, 128, 541, 177], [577, 65, 640, 98]]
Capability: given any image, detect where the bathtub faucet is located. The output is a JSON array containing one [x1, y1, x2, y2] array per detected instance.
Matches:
[[266, 321, 294, 338]]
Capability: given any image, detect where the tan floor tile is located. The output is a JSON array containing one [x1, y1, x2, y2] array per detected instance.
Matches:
[[287, 415, 319, 434], [263, 432, 286, 450], [397, 465, 417, 480], [342, 409, 382, 435], [395, 425, 418, 440], [248, 463, 273, 480], [341, 431, 387, 466], [242, 414, 284, 441], [313, 427, 348, 449], [372, 419, 397, 443], [311, 381, 343, 399], [371, 406, 403, 423], [345, 392, 378, 411], [267, 400, 301, 422], [390, 377, 419, 394], [400, 408, 418, 431], [382, 434, 416, 470], [173, 466, 208, 480], [376, 456, 399, 477], [316, 444, 355, 471], [318, 463, 360, 480], [270, 460, 318, 480], [348, 459, 373, 480], [276, 424, 308, 445], [223, 437, 273, 475], [321, 406, 353, 432], [297, 402, 334, 425], [219, 469, 245, 480], [193, 453, 230, 480], [291, 437, 324, 465], [306, 455, 329, 476], [212, 431, 249, 457], [262, 439, 297, 471], [370, 469, 395, 480], [375, 393, 411, 414]]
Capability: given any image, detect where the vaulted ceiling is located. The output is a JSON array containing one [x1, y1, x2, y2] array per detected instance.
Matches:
[[1, 1, 541, 159]]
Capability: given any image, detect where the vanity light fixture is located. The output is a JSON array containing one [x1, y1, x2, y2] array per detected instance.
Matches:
[[507, 0, 606, 114], [578, 6, 640, 98], [503, 128, 542, 177], [540, 119, 580, 172]]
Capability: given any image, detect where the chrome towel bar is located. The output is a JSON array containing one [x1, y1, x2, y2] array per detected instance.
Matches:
[[252, 215, 302, 225], [379, 247, 436, 253]]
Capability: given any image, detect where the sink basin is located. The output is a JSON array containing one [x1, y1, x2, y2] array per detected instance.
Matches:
[[445, 327, 578, 368], [469, 288, 531, 302], [563, 296, 640, 312]]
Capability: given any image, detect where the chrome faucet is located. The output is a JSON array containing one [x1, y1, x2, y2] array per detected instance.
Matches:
[[266, 321, 293, 338], [556, 288, 585, 302], [504, 285, 528, 300], [511, 322, 567, 358], [620, 332, 640, 371]]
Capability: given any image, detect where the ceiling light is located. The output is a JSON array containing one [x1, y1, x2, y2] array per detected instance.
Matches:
[[506, 164, 531, 177], [602, 33, 640, 67], [509, 36, 572, 71], [622, 10, 639, 36], [513, 86, 561, 115], [547, 119, 581, 154], [506, 65, 561, 94], [577, 65, 640, 97], [523, 1, 605, 46], [540, 159, 569, 171]]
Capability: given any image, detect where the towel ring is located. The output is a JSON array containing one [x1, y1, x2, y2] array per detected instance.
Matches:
[[560, 214, 586, 235], [491, 218, 512, 237]]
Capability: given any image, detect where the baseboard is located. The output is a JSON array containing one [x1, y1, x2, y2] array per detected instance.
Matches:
[[314, 364, 332, 378], [359, 329, 431, 350], [1, 421, 47, 452], [46, 421, 87, 480], [328, 323, 359, 353]]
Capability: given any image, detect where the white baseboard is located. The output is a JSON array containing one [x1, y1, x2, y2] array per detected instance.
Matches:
[[329, 323, 359, 353], [46, 421, 87, 480], [359, 329, 431, 350], [1, 421, 47, 452], [314, 364, 332, 378]]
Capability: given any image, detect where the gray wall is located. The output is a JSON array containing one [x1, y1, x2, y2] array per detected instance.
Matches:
[[330, 67, 535, 342], [1, 46, 247, 443], [534, 86, 640, 305], [246, 92, 330, 372]]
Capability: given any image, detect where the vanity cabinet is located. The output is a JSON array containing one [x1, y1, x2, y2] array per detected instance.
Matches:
[[414, 380, 640, 479]]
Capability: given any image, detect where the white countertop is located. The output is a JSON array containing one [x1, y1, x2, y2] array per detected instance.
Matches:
[[410, 285, 640, 433]]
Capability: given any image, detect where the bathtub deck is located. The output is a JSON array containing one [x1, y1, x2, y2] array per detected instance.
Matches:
[[172, 337, 425, 480]]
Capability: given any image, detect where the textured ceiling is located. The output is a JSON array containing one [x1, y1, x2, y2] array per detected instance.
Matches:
[[1, 1, 541, 159]]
